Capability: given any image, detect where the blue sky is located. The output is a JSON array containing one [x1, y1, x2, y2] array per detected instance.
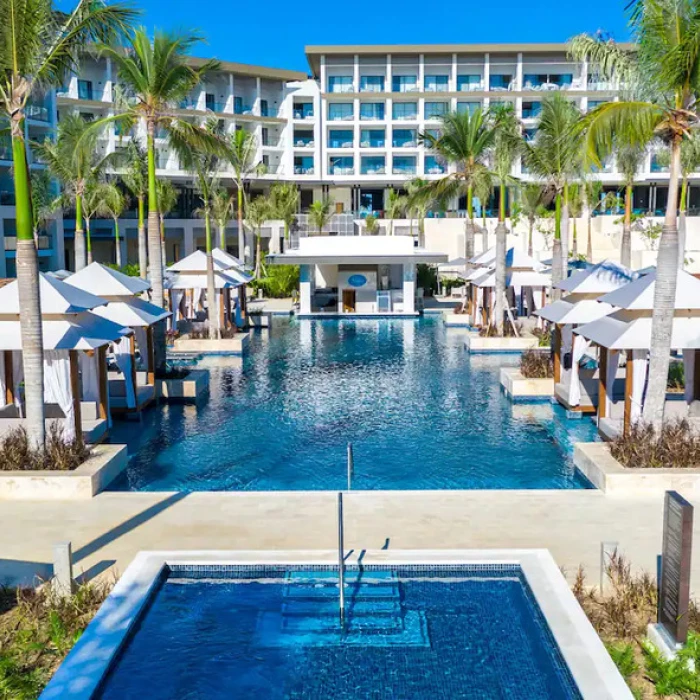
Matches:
[[127, 0, 631, 73]]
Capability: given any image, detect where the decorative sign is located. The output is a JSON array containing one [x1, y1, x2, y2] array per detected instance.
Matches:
[[659, 491, 694, 645], [347, 274, 368, 288]]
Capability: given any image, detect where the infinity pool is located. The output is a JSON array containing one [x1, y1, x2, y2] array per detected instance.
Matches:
[[96, 565, 582, 699], [110, 317, 596, 491]]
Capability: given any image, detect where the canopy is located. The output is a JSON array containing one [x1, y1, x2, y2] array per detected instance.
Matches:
[[91, 297, 170, 328], [598, 269, 700, 311], [166, 270, 248, 290], [556, 259, 637, 295], [46, 269, 72, 281], [212, 247, 246, 270], [469, 247, 496, 265], [65, 262, 150, 296], [536, 298, 617, 325], [0, 273, 107, 315], [438, 257, 469, 273], [167, 250, 231, 273], [474, 268, 551, 289]]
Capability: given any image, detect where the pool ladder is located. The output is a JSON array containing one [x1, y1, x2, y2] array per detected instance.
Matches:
[[338, 491, 346, 629]]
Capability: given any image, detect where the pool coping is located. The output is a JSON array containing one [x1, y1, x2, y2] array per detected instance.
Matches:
[[40, 548, 631, 700]]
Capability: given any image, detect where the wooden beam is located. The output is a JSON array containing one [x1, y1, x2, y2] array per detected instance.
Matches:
[[69, 351, 82, 444], [4, 350, 13, 406], [129, 334, 138, 405], [146, 326, 155, 386], [598, 346, 608, 422], [553, 325, 562, 384], [97, 346, 109, 422], [219, 290, 225, 330], [623, 350, 633, 437]]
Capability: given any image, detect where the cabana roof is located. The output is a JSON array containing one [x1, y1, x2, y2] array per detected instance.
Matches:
[[599, 269, 700, 311], [65, 262, 150, 296], [0, 311, 129, 350], [46, 269, 72, 281], [556, 259, 637, 295], [0, 273, 107, 315], [91, 297, 170, 328], [438, 256, 468, 273], [536, 298, 617, 325], [166, 270, 248, 290], [167, 250, 231, 273], [474, 268, 551, 289], [469, 247, 495, 265], [212, 247, 246, 270]]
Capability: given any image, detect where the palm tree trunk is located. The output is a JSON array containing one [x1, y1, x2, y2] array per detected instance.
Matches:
[[115, 219, 122, 267], [678, 176, 688, 269], [551, 192, 564, 301], [159, 214, 167, 269], [586, 212, 593, 262], [528, 219, 534, 257], [254, 231, 262, 279], [237, 188, 246, 264], [572, 220, 578, 260], [642, 138, 682, 429], [621, 183, 632, 268], [146, 122, 166, 374], [86, 219, 93, 265], [218, 223, 226, 250], [74, 195, 86, 271], [12, 125, 45, 449], [137, 196, 147, 279], [494, 222, 507, 335], [205, 213, 219, 340], [465, 185, 475, 261], [560, 203, 569, 278]]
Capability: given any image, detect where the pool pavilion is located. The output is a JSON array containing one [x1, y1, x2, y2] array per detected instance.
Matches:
[[267, 236, 447, 316]]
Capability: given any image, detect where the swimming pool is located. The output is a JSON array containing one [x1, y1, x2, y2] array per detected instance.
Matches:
[[109, 317, 597, 491]]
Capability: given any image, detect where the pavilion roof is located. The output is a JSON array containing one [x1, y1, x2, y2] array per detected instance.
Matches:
[[65, 262, 150, 297], [0, 273, 107, 315], [556, 259, 637, 295], [599, 269, 700, 311]]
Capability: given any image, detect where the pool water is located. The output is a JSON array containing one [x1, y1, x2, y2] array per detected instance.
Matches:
[[97, 566, 582, 699], [110, 317, 596, 491]]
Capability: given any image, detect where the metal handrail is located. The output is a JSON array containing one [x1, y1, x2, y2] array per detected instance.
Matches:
[[347, 443, 354, 490], [338, 491, 346, 628]]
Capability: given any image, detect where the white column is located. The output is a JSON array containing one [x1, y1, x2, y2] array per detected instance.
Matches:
[[353, 54, 359, 92], [320, 56, 328, 179], [386, 54, 392, 93], [320, 55, 327, 93], [227, 74, 234, 112], [387, 54, 393, 180], [403, 263, 416, 314], [255, 77, 262, 115], [483, 53, 490, 109], [184, 223, 195, 255], [418, 53, 425, 91], [515, 52, 523, 121], [451, 53, 457, 92], [300, 264, 314, 314]]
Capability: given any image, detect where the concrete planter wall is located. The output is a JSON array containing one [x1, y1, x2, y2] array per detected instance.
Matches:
[[0, 444, 128, 500], [247, 313, 271, 328], [466, 336, 542, 354], [500, 367, 554, 400], [443, 313, 472, 328], [574, 442, 700, 494], [156, 369, 209, 402], [172, 332, 250, 355]]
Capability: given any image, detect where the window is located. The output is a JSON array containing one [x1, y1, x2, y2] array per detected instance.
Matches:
[[329, 156, 354, 175], [523, 128, 537, 143], [78, 80, 93, 101], [456, 101, 480, 115], [424, 155, 446, 174], [328, 76, 353, 93], [392, 129, 417, 148], [293, 102, 314, 119], [423, 128, 441, 141], [360, 76, 385, 92], [392, 75, 418, 93], [205, 93, 215, 111], [328, 130, 354, 148], [234, 96, 243, 114], [328, 103, 354, 121], [294, 130, 314, 147], [392, 102, 417, 120], [424, 75, 449, 92], [361, 156, 386, 175], [392, 155, 417, 175], [260, 99, 269, 117], [360, 102, 385, 120], [261, 127, 269, 146], [424, 102, 448, 120], [457, 74, 482, 91], [360, 129, 385, 148], [294, 156, 314, 175], [521, 101, 541, 119], [489, 74, 513, 90]]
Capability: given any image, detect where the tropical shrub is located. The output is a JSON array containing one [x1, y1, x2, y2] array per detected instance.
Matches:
[[668, 361, 685, 392], [416, 264, 438, 295], [0, 425, 90, 472], [107, 263, 141, 277], [440, 277, 464, 294], [519, 350, 553, 379], [188, 326, 237, 339], [253, 264, 300, 298], [609, 419, 700, 468]]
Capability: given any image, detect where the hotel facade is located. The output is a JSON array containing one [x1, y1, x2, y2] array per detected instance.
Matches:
[[0, 42, 691, 274]]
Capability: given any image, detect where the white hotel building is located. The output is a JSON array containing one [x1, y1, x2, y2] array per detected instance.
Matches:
[[0, 42, 692, 273]]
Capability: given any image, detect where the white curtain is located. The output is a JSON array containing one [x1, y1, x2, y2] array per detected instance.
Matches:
[[234, 298, 243, 328], [561, 324, 574, 355], [134, 327, 148, 369], [474, 287, 483, 326], [43, 350, 75, 442], [170, 290, 184, 328], [532, 287, 545, 327], [631, 349, 649, 423], [113, 339, 136, 408], [79, 352, 99, 402], [683, 349, 695, 405], [605, 349, 619, 418], [0, 352, 5, 409], [568, 334, 592, 407]]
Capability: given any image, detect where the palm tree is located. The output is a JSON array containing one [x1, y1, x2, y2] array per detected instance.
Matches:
[[35, 113, 113, 271], [570, 0, 700, 427], [245, 196, 271, 279], [82, 180, 112, 264], [96, 182, 126, 267], [364, 214, 379, 235], [210, 187, 235, 251], [308, 198, 333, 235], [120, 141, 148, 278], [419, 109, 495, 260], [0, 0, 134, 447], [385, 188, 406, 235], [30, 170, 55, 246], [679, 133, 700, 268], [227, 128, 259, 263], [614, 140, 647, 267], [583, 179, 604, 261], [519, 184, 549, 256], [405, 178, 431, 245], [99, 28, 222, 373], [522, 93, 582, 297], [156, 179, 178, 268], [567, 183, 583, 260], [268, 182, 299, 248], [473, 174, 493, 253]]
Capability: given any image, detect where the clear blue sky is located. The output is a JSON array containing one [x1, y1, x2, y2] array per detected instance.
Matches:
[[124, 0, 631, 73]]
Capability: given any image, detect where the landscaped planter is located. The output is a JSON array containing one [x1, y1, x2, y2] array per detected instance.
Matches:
[[574, 442, 700, 494], [247, 313, 272, 329], [156, 369, 209, 402], [0, 444, 128, 500], [443, 313, 472, 328], [172, 332, 250, 355], [465, 335, 543, 354], [500, 367, 554, 400]]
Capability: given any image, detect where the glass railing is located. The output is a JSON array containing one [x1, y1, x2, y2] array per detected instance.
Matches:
[[360, 139, 385, 148], [206, 102, 228, 113], [457, 79, 484, 92], [392, 82, 419, 93], [294, 166, 315, 175], [393, 112, 418, 121], [360, 81, 385, 93], [360, 111, 385, 121], [392, 165, 416, 175], [360, 166, 386, 175], [0, 147, 12, 161], [293, 108, 314, 119], [425, 159, 446, 174], [424, 81, 449, 93], [179, 99, 199, 110], [294, 138, 314, 147], [328, 111, 354, 121], [329, 166, 354, 175], [234, 103, 253, 115], [393, 139, 417, 148], [328, 139, 354, 148], [26, 104, 50, 122], [328, 83, 355, 93], [521, 106, 542, 119]]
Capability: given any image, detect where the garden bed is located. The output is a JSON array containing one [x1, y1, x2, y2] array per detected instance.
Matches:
[[499, 367, 554, 399], [172, 332, 250, 355], [156, 369, 209, 402], [465, 335, 543, 354], [443, 312, 472, 327]]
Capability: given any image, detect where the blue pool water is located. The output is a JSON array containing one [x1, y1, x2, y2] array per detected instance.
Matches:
[[97, 566, 582, 699], [109, 317, 597, 491]]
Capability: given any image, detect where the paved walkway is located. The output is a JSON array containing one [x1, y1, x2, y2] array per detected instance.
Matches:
[[3, 489, 697, 593]]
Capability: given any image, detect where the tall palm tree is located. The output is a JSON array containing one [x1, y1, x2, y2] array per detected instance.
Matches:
[[227, 128, 259, 263], [211, 187, 235, 251], [82, 180, 112, 264], [120, 141, 148, 277], [156, 178, 178, 268], [473, 174, 493, 253], [0, 0, 134, 447], [30, 169, 55, 246], [36, 113, 113, 271], [268, 182, 299, 249], [570, 0, 700, 427], [567, 183, 583, 260], [385, 188, 406, 235], [99, 28, 221, 373], [405, 177, 431, 245], [583, 179, 604, 261], [614, 140, 647, 267], [522, 93, 582, 297], [679, 133, 700, 268], [419, 109, 496, 260], [245, 195, 271, 279], [96, 181, 126, 267], [519, 184, 549, 256], [308, 198, 333, 235]]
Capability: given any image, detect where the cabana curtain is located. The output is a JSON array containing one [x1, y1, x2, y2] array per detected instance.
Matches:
[[43, 350, 75, 442], [569, 335, 591, 407], [113, 339, 136, 408], [631, 350, 648, 424], [134, 327, 148, 367], [683, 349, 695, 405], [12, 353, 23, 412], [606, 349, 619, 417]]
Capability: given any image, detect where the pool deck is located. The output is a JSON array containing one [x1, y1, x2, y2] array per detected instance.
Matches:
[[1, 488, 696, 595]]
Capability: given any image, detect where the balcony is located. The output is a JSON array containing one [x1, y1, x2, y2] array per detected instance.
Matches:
[[392, 105, 418, 121], [392, 130, 417, 148], [424, 103, 448, 120], [26, 104, 50, 122], [360, 137, 385, 148], [294, 165, 315, 175], [329, 166, 354, 175], [294, 138, 315, 147], [457, 76, 484, 92], [521, 102, 542, 120], [206, 101, 228, 113], [425, 157, 446, 175], [360, 106, 385, 121], [328, 78, 355, 94], [328, 107, 354, 121], [489, 75, 514, 92], [393, 164, 416, 175], [522, 73, 577, 91], [234, 102, 254, 115], [360, 160, 386, 175], [293, 106, 315, 120], [392, 78, 419, 93], [424, 77, 449, 92], [360, 77, 385, 93], [179, 99, 200, 110], [650, 154, 669, 173], [328, 139, 354, 149]]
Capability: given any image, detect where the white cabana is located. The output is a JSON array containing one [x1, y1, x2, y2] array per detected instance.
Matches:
[[575, 269, 700, 439], [0, 274, 130, 443], [437, 257, 469, 297], [65, 263, 169, 414]]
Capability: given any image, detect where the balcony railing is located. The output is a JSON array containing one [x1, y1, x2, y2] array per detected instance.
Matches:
[[393, 165, 416, 175], [206, 102, 228, 113], [457, 82, 484, 92], [329, 166, 354, 175], [393, 113, 418, 121], [359, 82, 384, 93], [26, 104, 50, 122], [361, 167, 386, 175], [179, 99, 199, 110], [360, 140, 385, 148], [393, 139, 417, 148], [328, 139, 354, 149], [328, 84, 355, 94], [0, 147, 12, 161], [294, 139, 314, 147], [294, 166, 315, 175], [293, 108, 314, 119], [234, 103, 254, 115], [360, 111, 385, 121]]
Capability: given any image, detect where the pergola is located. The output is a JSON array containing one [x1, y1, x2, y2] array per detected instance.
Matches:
[[536, 260, 635, 412], [65, 263, 169, 414], [575, 270, 700, 439], [0, 274, 129, 443], [166, 249, 252, 329]]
